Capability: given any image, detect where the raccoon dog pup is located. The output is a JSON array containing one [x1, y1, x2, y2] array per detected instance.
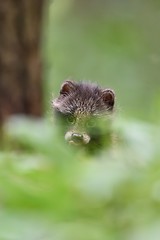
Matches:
[[53, 80, 115, 152]]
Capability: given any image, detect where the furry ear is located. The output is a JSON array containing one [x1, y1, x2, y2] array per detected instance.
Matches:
[[60, 80, 76, 95], [101, 89, 115, 108]]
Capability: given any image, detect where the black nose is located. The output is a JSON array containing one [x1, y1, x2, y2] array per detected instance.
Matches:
[[71, 133, 83, 144]]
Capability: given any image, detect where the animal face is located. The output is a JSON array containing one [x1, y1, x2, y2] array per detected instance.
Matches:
[[53, 80, 115, 149]]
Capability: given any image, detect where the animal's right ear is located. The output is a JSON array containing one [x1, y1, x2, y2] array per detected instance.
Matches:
[[60, 80, 76, 95]]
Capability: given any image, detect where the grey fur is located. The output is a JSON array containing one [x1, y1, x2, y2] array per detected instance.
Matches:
[[53, 81, 115, 117], [52, 80, 115, 150]]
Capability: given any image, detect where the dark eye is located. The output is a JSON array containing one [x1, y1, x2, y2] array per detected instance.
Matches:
[[67, 115, 75, 124]]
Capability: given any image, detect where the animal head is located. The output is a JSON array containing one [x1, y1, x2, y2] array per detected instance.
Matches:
[[53, 80, 115, 148]]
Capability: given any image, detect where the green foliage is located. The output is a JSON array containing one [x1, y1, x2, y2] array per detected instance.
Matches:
[[1, 1, 160, 239], [1, 116, 160, 239]]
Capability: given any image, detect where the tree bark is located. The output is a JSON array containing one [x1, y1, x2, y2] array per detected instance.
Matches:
[[0, 0, 45, 126]]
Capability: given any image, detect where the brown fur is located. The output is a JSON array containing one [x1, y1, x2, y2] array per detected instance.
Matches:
[[52, 80, 115, 153]]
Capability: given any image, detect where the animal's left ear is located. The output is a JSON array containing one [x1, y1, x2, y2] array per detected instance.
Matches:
[[101, 89, 115, 108]]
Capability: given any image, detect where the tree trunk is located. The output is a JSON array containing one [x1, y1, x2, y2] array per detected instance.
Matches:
[[0, 0, 45, 126]]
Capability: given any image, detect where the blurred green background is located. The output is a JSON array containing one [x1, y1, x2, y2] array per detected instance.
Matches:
[[44, 0, 160, 123], [1, 1, 160, 239]]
